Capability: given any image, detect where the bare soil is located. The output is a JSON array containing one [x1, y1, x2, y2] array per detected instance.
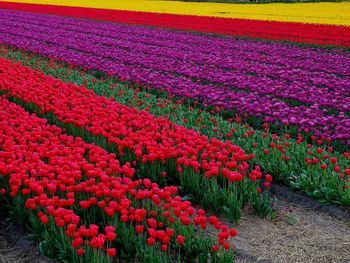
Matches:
[[0, 214, 53, 263], [231, 197, 350, 263]]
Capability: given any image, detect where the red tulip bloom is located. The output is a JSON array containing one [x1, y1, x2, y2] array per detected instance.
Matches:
[[147, 237, 155, 247], [176, 235, 185, 246], [135, 225, 144, 234], [77, 248, 84, 256], [107, 248, 117, 257]]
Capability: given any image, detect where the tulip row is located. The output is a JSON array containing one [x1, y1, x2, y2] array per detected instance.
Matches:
[[0, 56, 272, 220], [2, 0, 350, 26], [2, 9, 350, 107], [0, 95, 238, 262], [0, 10, 349, 145], [0, 1, 349, 47], [2, 14, 349, 104], [1, 45, 348, 206]]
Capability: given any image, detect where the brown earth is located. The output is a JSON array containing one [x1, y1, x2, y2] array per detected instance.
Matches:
[[231, 197, 350, 263]]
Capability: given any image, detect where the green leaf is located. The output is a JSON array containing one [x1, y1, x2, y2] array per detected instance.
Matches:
[[312, 190, 321, 197], [39, 240, 48, 256], [182, 194, 194, 201]]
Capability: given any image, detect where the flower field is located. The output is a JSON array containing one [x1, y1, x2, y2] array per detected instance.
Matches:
[[1, 0, 350, 25], [0, 1, 349, 262], [0, 1, 350, 47], [1, 9, 350, 144], [0, 95, 239, 262]]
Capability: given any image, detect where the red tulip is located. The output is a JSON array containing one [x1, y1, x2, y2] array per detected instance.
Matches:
[[107, 248, 116, 257], [176, 235, 185, 246]]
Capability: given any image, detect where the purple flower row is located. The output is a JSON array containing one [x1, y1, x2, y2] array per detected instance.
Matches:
[[2, 18, 349, 112], [2, 11, 350, 112], [0, 10, 350, 144], [2, 10, 349, 77]]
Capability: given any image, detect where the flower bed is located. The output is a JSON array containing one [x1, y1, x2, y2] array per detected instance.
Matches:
[[1, 46, 349, 207], [0, 10, 349, 144], [0, 1, 349, 47], [0, 57, 273, 220], [0, 96, 237, 262]]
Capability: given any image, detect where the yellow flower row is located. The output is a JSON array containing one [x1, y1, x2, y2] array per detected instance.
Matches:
[[2, 0, 350, 26]]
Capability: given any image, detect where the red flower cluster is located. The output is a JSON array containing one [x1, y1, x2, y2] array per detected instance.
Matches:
[[0, 57, 265, 187], [304, 145, 350, 189], [0, 97, 237, 260], [2, 46, 348, 207], [0, 1, 349, 47]]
